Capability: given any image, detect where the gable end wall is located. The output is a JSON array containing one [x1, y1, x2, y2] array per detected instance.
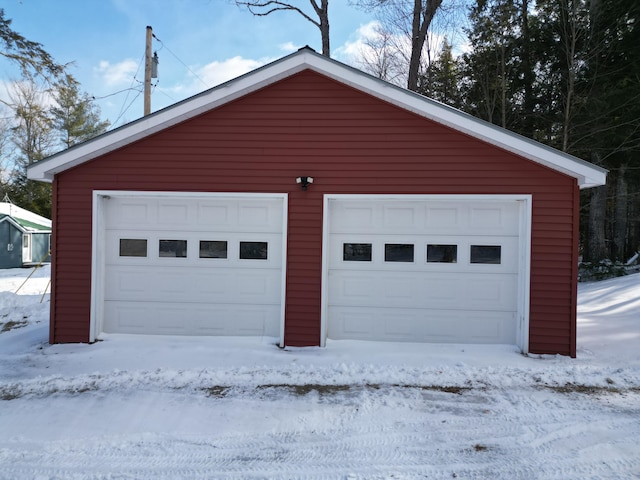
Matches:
[[50, 70, 579, 356]]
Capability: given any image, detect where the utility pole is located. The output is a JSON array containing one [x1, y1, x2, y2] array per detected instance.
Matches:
[[144, 25, 153, 116]]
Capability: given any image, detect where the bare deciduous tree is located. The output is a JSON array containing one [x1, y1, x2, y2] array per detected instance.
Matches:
[[357, 22, 406, 84], [407, 0, 443, 91], [235, 1, 330, 56], [352, 0, 447, 91], [5, 80, 54, 216], [8, 81, 54, 166]]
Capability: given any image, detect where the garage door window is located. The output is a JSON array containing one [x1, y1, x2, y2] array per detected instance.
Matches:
[[240, 241, 268, 260], [159, 240, 187, 258], [385, 244, 414, 262], [343, 243, 372, 262], [119, 239, 147, 257], [199, 240, 227, 259], [427, 244, 457, 263], [470, 245, 501, 264]]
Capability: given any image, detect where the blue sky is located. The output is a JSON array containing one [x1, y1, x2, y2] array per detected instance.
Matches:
[[1, 0, 377, 128]]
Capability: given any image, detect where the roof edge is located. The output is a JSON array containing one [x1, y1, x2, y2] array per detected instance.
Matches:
[[27, 48, 607, 189]]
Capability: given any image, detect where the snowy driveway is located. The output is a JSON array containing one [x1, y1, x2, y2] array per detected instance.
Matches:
[[0, 266, 639, 479]]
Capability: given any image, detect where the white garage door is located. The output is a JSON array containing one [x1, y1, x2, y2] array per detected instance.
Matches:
[[99, 194, 285, 337], [326, 197, 524, 344]]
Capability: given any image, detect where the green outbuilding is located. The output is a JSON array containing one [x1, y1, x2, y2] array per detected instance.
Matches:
[[0, 202, 51, 269]]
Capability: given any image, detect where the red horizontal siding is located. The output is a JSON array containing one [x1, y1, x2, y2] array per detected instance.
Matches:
[[51, 69, 579, 355]]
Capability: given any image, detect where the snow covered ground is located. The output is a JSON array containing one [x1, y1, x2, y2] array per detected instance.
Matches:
[[0, 264, 638, 479]]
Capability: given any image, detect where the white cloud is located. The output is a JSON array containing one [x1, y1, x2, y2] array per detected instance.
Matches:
[[195, 56, 266, 88], [95, 59, 140, 87], [334, 21, 384, 64], [279, 42, 300, 54], [160, 56, 275, 102]]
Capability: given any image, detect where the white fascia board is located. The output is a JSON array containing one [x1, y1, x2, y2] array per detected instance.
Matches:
[[0, 215, 52, 233], [303, 54, 607, 189], [0, 216, 26, 233], [27, 54, 314, 182], [27, 49, 607, 189]]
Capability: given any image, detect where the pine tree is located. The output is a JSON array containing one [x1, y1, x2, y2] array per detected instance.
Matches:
[[418, 38, 463, 108], [50, 75, 110, 148], [0, 8, 65, 83]]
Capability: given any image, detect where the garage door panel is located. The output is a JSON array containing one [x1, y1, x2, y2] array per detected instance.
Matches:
[[382, 276, 418, 300], [425, 206, 460, 230], [238, 205, 275, 228], [382, 205, 422, 230], [231, 306, 280, 335], [331, 201, 520, 237], [103, 302, 280, 336], [105, 266, 281, 304], [158, 201, 192, 226], [191, 305, 279, 336], [326, 197, 523, 346], [329, 309, 372, 337], [197, 203, 231, 228], [329, 271, 517, 311], [333, 205, 375, 230], [101, 194, 285, 337], [329, 271, 421, 305], [105, 197, 283, 233], [328, 306, 516, 344], [106, 199, 152, 227], [419, 310, 515, 342]]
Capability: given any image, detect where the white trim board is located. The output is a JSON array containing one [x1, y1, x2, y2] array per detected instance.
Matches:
[[29, 49, 606, 189], [90, 190, 288, 345], [0, 215, 52, 234]]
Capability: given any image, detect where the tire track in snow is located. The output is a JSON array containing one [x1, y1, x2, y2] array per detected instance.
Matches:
[[2, 388, 639, 479], [3, 425, 637, 480]]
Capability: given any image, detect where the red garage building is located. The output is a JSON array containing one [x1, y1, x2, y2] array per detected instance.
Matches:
[[28, 48, 606, 357]]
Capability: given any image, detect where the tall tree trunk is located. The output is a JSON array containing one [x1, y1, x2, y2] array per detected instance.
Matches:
[[407, 0, 424, 92], [407, 0, 443, 92], [612, 164, 628, 260], [520, 0, 535, 137], [630, 182, 640, 257], [313, 0, 330, 56], [500, 41, 507, 128], [585, 184, 608, 261], [236, 1, 330, 56], [561, 0, 580, 152]]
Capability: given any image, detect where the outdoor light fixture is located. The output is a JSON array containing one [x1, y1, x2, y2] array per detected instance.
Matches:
[[296, 176, 314, 191]]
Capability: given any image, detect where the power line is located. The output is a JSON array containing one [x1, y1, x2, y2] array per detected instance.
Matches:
[[91, 87, 143, 101], [153, 83, 178, 104], [113, 52, 145, 127], [105, 29, 207, 128], [152, 33, 210, 90], [110, 88, 143, 129]]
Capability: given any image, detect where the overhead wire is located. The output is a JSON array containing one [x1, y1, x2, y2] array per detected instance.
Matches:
[[91, 87, 142, 101], [99, 29, 207, 129], [110, 52, 146, 129], [152, 33, 210, 90], [154, 84, 178, 104]]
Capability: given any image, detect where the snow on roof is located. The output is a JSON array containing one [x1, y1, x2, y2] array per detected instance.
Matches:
[[0, 202, 51, 231], [27, 48, 607, 189]]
